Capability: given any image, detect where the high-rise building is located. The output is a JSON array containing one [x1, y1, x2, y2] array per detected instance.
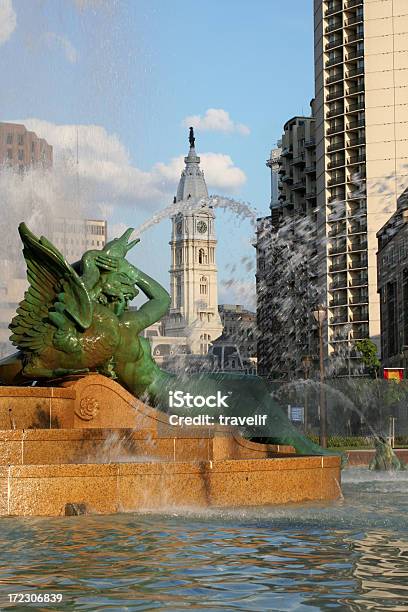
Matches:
[[164, 129, 223, 354], [256, 113, 318, 380], [0, 122, 53, 170], [51, 218, 107, 263], [314, 0, 408, 375], [377, 187, 408, 369]]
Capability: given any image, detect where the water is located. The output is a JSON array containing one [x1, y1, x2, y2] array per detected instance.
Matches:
[[0, 469, 407, 611]]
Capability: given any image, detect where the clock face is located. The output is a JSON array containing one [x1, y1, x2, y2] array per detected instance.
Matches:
[[197, 220, 207, 234]]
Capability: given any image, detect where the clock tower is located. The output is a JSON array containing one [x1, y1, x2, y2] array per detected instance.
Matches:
[[164, 128, 223, 353]]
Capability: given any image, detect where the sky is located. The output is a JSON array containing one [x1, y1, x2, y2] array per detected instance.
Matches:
[[0, 0, 315, 308]]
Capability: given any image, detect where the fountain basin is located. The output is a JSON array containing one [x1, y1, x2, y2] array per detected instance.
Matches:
[[0, 374, 341, 516]]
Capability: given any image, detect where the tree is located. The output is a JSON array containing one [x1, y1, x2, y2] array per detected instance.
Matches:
[[355, 339, 381, 378]]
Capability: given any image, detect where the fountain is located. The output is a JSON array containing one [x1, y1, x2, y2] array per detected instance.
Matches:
[[0, 222, 341, 516]]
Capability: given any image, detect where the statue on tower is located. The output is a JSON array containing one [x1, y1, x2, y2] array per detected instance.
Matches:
[[189, 126, 195, 148]]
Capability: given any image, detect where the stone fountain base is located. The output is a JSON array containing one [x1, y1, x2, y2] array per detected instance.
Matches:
[[0, 374, 341, 516]]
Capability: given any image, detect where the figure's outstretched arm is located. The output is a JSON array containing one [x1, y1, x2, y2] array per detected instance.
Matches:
[[130, 268, 170, 331]]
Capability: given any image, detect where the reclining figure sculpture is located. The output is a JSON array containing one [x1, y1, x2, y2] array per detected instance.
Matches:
[[0, 223, 336, 457]]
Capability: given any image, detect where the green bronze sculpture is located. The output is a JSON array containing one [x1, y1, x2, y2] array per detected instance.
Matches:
[[0, 223, 338, 458], [369, 436, 406, 471]]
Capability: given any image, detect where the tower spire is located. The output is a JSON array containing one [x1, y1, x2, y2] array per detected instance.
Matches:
[[175, 126, 208, 203]]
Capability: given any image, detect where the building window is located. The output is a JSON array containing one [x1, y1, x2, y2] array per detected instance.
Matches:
[[7, 149, 12, 160], [18, 149, 24, 161], [200, 333, 211, 355], [18, 134, 24, 146], [200, 276, 207, 295], [198, 248, 207, 264], [6, 133, 12, 145], [176, 248, 182, 265], [176, 277, 182, 308]]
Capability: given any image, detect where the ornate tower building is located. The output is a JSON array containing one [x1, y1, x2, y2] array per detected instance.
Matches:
[[164, 128, 223, 354]]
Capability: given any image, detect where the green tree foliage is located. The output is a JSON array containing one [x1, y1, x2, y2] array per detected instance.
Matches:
[[355, 339, 381, 378]]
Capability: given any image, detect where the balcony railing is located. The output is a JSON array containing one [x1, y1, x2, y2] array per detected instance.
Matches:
[[305, 163, 316, 174], [328, 157, 345, 169], [347, 136, 365, 147], [346, 31, 364, 44], [305, 138, 315, 148], [328, 224, 346, 237], [349, 239, 367, 251], [349, 294, 368, 304], [349, 259, 368, 270], [348, 100, 364, 112], [346, 48, 364, 61], [347, 65, 364, 78], [326, 55, 343, 68], [327, 106, 344, 118], [326, 21, 343, 34], [281, 175, 293, 184], [349, 152, 366, 164], [280, 146, 293, 157], [328, 175, 346, 187], [349, 276, 368, 287], [291, 154, 305, 166], [345, 14, 363, 27], [327, 89, 344, 102], [291, 180, 306, 191], [325, 3, 343, 17], [329, 241, 347, 255], [349, 223, 367, 234], [329, 298, 348, 307], [326, 38, 343, 51], [327, 123, 345, 135], [327, 140, 345, 152], [345, 0, 363, 9], [347, 81, 364, 95], [348, 117, 365, 129], [326, 71, 343, 85], [330, 282, 348, 292], [330, 261, 348, 273]]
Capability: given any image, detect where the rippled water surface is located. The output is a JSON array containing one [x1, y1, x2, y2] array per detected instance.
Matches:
[[0, 468, 407, 611]]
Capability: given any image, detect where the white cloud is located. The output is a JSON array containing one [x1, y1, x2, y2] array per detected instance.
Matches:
[[154, 153, 246, 192], [0, 0, 16, 46], [44, 32, 78, 63], [9, 119, 246, 218], [219, 279, 256, 311], [183, 108, 250, 136]]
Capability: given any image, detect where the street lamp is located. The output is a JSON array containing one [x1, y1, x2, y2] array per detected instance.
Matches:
[[301, 355, 313, 433], [313, 306, 327, 448]]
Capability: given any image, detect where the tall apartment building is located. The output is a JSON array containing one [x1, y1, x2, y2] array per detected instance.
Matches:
[[0, 122, 53, 170], [256, 114, 318, 379], [314, 0, 408, 375]]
